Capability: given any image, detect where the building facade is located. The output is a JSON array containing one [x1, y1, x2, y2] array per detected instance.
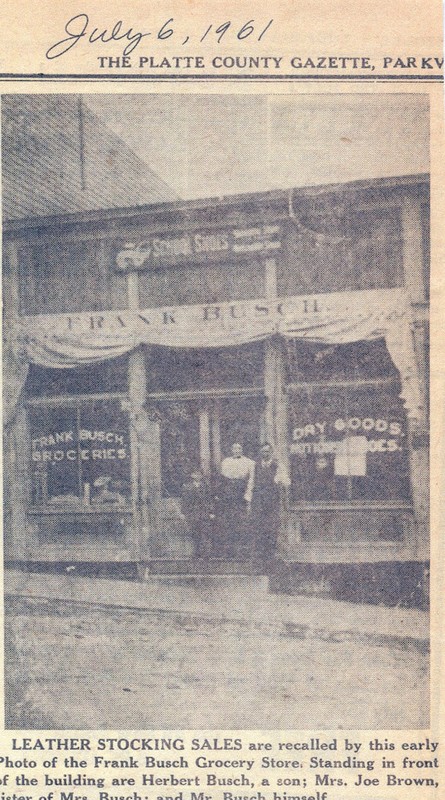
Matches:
[[3, 174, 429, 598]]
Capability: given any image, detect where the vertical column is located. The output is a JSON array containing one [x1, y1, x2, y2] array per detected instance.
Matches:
[[401, 195, 429, 555], [263, 258, 288, 463], [401, 195, 426, 304], [4, 241, 30, 560], [263, 257, 278, 444], [401, 196, 428, 420], [263, 256, 292, 553], [127, 272, 161, 561], [211, 400, 222, 471], [4, 240, 21, 315], [199, 405, 211, 476]]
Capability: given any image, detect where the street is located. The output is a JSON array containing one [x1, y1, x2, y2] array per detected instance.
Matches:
[[5, 594, 429, 730]]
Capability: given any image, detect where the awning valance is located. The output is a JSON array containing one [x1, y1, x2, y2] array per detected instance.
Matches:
[[6, 288, 425, 425]]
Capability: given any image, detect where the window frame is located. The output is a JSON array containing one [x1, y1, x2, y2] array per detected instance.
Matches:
[[26, 392, 134, 515], [286, 375, 413, 512]]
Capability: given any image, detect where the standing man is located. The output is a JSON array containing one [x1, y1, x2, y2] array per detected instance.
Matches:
[[252, 442, 290, 563], [218, 442, 255, 559]]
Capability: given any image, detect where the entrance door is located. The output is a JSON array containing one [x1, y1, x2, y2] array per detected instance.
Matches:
[[152, 394, 263, 559]]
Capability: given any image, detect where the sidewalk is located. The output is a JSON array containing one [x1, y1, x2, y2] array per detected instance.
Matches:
[[4, 568, 429, 650]]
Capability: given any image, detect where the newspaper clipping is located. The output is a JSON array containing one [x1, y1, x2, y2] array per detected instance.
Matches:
[[1, 1, 443, 799]]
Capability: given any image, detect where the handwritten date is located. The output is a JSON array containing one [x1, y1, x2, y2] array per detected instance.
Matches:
[[46, 14, 274, 59]]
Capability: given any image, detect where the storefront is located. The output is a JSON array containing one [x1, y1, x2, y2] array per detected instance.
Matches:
[[4, 175, 429, 586]]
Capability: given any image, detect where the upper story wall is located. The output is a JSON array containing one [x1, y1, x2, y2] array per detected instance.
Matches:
[[4, 175, 429, 317]]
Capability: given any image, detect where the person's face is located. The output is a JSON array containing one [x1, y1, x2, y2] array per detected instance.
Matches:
[[261, 445, 272, 460], [232, 443, 243, 458]]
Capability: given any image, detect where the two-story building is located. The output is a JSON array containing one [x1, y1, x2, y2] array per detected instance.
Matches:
[[3, 161, 429, 601]]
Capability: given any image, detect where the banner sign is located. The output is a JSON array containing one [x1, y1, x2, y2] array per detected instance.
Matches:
[[13, 288, 424, 421], [19, 288, 402, 347]]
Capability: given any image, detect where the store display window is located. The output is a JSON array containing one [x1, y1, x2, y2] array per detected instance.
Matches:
[[29, 399, 131, 511], [287, 339, 411, 506], [29, 398, 132, 510], [26, 360, 131, 511]]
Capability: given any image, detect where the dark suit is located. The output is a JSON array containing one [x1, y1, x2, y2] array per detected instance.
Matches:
[[252, 459, 281, 560]]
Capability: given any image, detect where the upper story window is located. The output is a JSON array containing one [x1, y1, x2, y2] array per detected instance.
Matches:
[[18, 239, 126, 315], [138, 258, 264, 309], [278, 205, 404, 297]]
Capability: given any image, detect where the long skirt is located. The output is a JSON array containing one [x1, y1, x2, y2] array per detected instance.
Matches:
[[218, 478, 251, 559]]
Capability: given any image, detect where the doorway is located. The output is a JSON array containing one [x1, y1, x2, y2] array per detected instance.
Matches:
[[152, 393, 264, 559]]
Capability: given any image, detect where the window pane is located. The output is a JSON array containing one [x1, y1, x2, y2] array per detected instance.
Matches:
[[79, 400, 132, 505], [278, 206, 402, 296], [148, 342, 264, 393], [19, 240, 116, 315], [26, 358, 128, 397], [347, 386, 410, 502], [348, 207, 403, 290], [29, 400, 132, 508], [30, 405, 80, 504], [159, 402, 200, 497], [288, 384, 410, 504], [286, 339, 398, 383], [139, 259, 264, 308]]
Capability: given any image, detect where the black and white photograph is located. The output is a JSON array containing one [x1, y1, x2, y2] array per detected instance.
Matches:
[[3, 92, 430, 729]]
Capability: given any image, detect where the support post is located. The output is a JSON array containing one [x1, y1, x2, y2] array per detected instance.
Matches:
[[127, 272, 161, 561], [263, 257, 279, 444], [262, 256, 292, 553], [211, 400, 222, 471], [401, 195, 426, 304], [199, 404, 211, 476], [401, 194, 429, 556], [4, 241, 30, 560]]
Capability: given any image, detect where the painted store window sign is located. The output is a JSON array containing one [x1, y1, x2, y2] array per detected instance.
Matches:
[[288, 384, 410, 503], [29, 400, 131, 508]]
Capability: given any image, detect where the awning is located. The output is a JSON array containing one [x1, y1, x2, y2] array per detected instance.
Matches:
[[5, 288, 425, 425]]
